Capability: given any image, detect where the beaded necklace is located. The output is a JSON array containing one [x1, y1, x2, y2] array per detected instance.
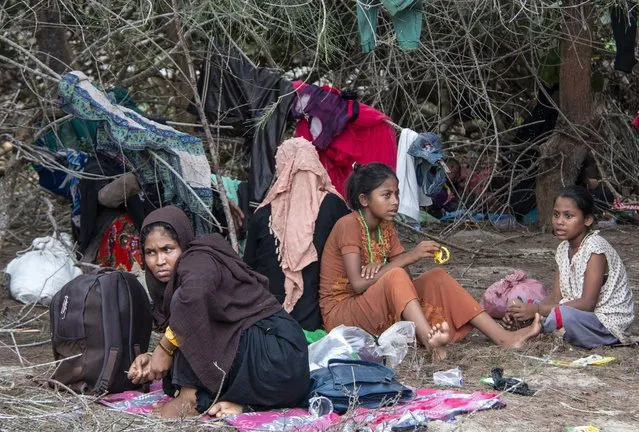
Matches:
[[358, 209, 387, 264]]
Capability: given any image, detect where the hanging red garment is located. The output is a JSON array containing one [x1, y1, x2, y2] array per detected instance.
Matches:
[[293, 82, 397, 195], [96, 214, 143, 271]]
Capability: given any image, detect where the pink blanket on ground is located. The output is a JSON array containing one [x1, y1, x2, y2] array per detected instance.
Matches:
[[100, 381, 170, 415], [99, 384, 504, 429]]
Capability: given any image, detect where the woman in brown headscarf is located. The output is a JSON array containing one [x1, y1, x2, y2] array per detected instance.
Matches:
[[128, 206, 310, 418], [244, 137, 349, 330]]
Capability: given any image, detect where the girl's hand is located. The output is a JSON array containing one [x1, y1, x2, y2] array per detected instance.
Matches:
[[502, 312, 517, 329], [507, 302, 538, 321], [128, 353, 152, 384], [410, 241, 440, 260], [147, 347, 173, 381], [361, 263, 383, 280]]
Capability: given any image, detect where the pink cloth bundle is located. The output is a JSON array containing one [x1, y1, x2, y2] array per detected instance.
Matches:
[[481, 270, 546, 319]]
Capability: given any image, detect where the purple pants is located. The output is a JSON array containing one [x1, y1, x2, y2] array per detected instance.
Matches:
[[519, 298, 619, 349], [542, 305, 619, 349]]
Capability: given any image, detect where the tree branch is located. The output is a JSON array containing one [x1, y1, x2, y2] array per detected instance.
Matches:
[[169, 1, 239, 251]]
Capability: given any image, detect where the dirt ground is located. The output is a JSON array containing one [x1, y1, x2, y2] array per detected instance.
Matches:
[[1, 206, 638, 431], [395, 224, 639, 432]]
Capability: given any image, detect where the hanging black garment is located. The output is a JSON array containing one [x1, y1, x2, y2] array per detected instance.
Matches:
[[189, 45, 294, 202], [611, 3, 637, 73], [501, 84, 560, 218], [515, 84, 558, 144]]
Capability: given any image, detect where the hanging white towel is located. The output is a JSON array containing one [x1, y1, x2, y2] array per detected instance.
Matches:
[[397, 129, 421, 221]]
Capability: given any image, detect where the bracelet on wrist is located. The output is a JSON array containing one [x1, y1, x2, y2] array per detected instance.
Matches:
[[158, 341, 176, 356]]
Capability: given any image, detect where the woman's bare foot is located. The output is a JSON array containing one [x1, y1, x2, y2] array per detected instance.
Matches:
[[208, 401, 244, 418], [427, 322, 451, 361], [502, 313, 542, 348], [156, 386, 198, 418]]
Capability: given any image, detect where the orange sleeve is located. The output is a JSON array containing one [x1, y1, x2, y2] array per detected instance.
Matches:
[[388, 225, 405, 258], [336, 215, 362, 256]]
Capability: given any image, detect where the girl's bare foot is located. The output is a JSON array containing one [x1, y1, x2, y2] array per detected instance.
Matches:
[[503, 313, 542, 348], [208, 401, 244, 418], [427, 321, 451, 361], [156, 387, 198, 418]]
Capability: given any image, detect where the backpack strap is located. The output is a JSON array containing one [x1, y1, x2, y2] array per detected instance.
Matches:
[[121, 272, 145, 363], [327, 358, 382, 368], [95, 272, 128, 393], [99, 347, 120, 392]]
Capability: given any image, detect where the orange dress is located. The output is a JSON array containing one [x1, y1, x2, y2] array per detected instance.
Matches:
[[319, 212, 483, 342]]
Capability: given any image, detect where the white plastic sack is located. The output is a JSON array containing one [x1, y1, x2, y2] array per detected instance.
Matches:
[[308, 325, 377, 371], [308, 321, 416, 371], [375, 321, 416, 368], [5, 233, 82, 305]]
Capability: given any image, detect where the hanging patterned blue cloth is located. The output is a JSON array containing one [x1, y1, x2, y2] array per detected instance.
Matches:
[[57, 71, 214, 233]]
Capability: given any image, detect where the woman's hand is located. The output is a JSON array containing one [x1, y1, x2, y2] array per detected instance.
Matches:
[[128, 353, 152, 384], [507, 302, 538, 321], [147, 347, 173, 381], [410, 241, 441, 260], [361, 263, 384, 280]]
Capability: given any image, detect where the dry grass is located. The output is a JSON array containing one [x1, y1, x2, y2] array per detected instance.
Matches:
[[2, 295, 637, 431], [394, 223, 639, 432], [396, 335, 639, 431]]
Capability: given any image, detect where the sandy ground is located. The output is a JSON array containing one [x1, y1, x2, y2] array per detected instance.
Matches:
[[1, 209, 638, 431]]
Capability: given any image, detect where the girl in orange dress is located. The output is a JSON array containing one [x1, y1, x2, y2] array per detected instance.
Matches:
[[319, 163, 541, 359]]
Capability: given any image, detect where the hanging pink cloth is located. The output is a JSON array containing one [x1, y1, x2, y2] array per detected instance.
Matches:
[[293, 81, 397, 195], [257, 137, 342, 313]]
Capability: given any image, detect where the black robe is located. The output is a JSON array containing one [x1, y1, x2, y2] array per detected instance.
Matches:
[[243, 194, 350, 330]]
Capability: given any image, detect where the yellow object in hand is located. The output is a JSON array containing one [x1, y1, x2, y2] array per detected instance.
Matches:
[[433, 246, 450, 264]]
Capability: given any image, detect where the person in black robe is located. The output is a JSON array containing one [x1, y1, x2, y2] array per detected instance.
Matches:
[[128, 206, 309, 418], [244, 138, 350, 331]]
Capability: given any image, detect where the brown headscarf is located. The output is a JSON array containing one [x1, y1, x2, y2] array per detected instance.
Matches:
[[140, 206, 281, 394], [258, 137, 342, 313], [141, 206, 194, 326]]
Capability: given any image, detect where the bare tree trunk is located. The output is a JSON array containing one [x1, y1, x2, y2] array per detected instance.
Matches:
[[33, 1, 72, 74], [535, 0, 594, 229]]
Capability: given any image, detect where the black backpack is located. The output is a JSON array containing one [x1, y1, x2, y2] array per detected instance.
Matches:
[[49, 270, 153, 394]]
